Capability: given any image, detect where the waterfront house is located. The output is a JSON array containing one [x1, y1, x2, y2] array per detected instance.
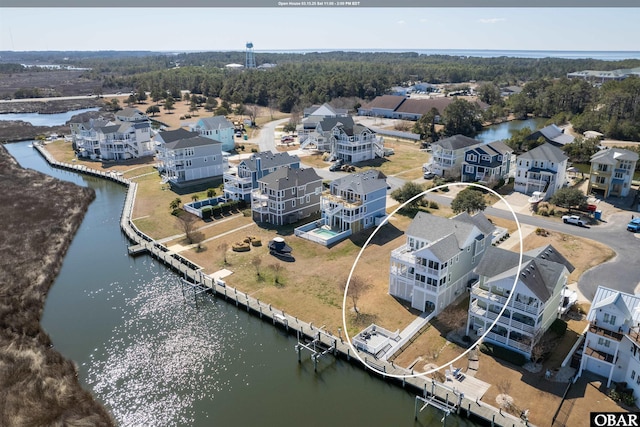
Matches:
[[587, 148, 639, 199], [298, 115, 384, 163], [525, 124, 574, 148], [190, 115, 235, 152], [70, 117, 111, 159], [252, 167, 323, 225], [513, 143, 568, 200], [154, 128, 199, 147], [577, 286, 640, 395], [466, 245, 574, 359], [388, 211, 495, 315], [321, 169, 387, 234], [461, 140, 513, 184], [425, 134, 483, 178], [115, 107, 149, 123], [223, 151, 300, 202], [156, 135, 224, 185]]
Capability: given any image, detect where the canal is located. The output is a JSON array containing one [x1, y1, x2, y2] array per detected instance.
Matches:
[[6, 140, 479, 427]]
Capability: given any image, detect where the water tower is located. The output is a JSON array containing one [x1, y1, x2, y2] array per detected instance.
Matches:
[[245, 42, 256, 69]]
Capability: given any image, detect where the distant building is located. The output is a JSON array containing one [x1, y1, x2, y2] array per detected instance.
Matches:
[[514, 143, 568, 200], [588, 148, 639, 198], [566, 67, 640, 83], [252, 167, 323, 225], [357, 94, 489, 121], [302, 103, 349, 118], [389, 211, 495, 316], [525, 124, 574, 148], [156, 135, 224, 185], [577, 286, 640, 394], [223, 151, 300, 202], [466, 245, 574, 359]]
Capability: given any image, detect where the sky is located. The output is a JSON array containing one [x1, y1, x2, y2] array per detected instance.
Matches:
[[0, 7, 639, 53]]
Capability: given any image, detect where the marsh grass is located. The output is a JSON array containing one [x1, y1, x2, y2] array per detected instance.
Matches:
[[0, 145, 114, 426]]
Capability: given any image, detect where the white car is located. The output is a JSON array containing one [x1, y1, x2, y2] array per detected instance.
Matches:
[[562, 215, 586, 227]]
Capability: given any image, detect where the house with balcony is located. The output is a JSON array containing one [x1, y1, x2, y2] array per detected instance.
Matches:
[[190, 115, 235, 152], [223, 151, 300, 202], [251, 167, 322, 225], [321, 170, 387, 235], [466, 244, 574, 359], [389, 211, 495, 316], [298, 116, 384, 162], [425, 134, 483, 178], [587, 148, 638, 199], [98, 120, 153, 161], [461, 140, 513, 184], [577, 286, 640, 396], [513, 143, 568, 200], [70, 117, 111, 159], [156, 135, 224, 185]]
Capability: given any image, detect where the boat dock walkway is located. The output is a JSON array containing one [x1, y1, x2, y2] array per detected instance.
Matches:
[[33, 143, 530, 427]]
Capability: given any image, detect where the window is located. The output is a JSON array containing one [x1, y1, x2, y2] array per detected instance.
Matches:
[[481, 155, 490, 162], [467, 153, 477, 162], [292, 199, 296, 207], [465, 165, 474, 173], [632, 370, 636, 380], [185, 160, 192, 167], [598, 164, 609, 172]]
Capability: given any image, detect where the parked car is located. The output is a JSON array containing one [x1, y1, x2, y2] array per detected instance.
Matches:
[[235, 131, 243, 138], [281, 135, 294, 143], [627, 218, 640, 232], [562, 215, 586, 227], [423, 172, 435, 180]]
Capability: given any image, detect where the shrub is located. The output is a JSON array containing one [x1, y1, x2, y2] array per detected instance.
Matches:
[[549, 318, 568, 337], [201, 206, 213, 220], [232, 242, 250, 252], [480, 342, 527, 366], [429, 200, 439, 209], [251, 147, 258, 153]]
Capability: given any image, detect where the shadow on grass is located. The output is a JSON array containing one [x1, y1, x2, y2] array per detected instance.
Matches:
[[348, 222, 404, 247]]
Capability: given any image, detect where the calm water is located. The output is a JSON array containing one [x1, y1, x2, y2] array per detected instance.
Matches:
[[0, 107, 100, 126], [4, 141, 478, 427], [475, 117, 547, 144]]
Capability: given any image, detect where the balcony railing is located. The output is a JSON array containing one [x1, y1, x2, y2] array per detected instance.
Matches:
[[584, 345, 615, 364], [589, 322, 624, 341], [627, 329, 640, 346], [471, 283, 540, 315], [322, 190, 362, 207]]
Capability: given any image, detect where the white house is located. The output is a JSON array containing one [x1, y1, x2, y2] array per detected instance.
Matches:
[[426, 135, 483, 178], [70, 118, 111, 159], [466, 245, 574, 359], [577, 286, 640, 399], [389, 211, 495, 315], [514, 143, 568, 200], [588, 148, 639, 199], [156, 135, 224, 185], [298, 116, 384, 162]]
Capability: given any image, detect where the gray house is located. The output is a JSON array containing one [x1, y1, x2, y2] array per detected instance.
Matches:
[[252, 167, 323, 225], [156, 135, 224, 185], [223, 151, 300, 202], [389, 211, 495, 315]]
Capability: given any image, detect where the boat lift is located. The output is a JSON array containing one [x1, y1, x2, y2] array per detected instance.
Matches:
[[295, 328, 337, 372]]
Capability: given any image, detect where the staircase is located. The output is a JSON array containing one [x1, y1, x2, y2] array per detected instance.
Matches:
[[373, 136, 385, 158]]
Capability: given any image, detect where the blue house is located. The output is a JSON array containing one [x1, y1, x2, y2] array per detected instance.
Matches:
[[191, 116, 235, 152], [461, 140, 513, 184]]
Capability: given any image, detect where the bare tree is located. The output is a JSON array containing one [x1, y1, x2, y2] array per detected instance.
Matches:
[[175, 211, 200, 244], [270, 263, 283, 285], [530, 329, 556, 364], [245, 104, 259, 126], [217, 242, 229, 265], [251, 255, 262, 277], [339, 275, 371, 318], [435, 305, 468, 333]]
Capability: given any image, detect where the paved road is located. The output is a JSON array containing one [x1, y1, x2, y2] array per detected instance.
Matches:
[[257, 118, 288, 153], [0, 93, 129, 103]]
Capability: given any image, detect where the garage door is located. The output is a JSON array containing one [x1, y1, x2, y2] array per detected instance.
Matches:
[[585, 357, 612, 379]]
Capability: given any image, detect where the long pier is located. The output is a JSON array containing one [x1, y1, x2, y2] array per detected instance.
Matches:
[[33, 142, 530, 427]]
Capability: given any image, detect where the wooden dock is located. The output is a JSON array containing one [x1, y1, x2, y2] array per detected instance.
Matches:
[[33, 143, 531, 427]]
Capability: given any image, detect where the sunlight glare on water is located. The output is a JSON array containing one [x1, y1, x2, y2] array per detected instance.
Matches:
[[85, 262, 245, 427]]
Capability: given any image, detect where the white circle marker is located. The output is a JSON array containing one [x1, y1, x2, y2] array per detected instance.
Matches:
[[341, 182, 524, 379]]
